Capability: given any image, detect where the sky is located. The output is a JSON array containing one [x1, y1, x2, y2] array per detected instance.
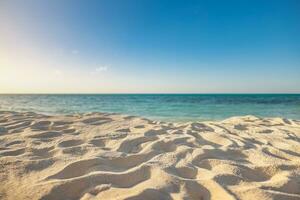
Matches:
[[0, 0, 299, 93]]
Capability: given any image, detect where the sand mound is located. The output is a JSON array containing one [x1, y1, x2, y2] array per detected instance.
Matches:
[[0, 111, 299, 200]]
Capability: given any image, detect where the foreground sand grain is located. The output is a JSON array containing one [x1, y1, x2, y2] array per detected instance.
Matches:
[[0, 111, 299, 200]]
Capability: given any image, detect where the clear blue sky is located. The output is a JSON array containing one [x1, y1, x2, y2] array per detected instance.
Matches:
[[0, 0, 299, 93]]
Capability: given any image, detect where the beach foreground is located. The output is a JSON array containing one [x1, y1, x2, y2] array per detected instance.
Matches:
[[0, 111, 299, 200]]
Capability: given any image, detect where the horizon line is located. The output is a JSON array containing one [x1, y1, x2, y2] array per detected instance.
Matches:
[[1, 93, 300, 95]]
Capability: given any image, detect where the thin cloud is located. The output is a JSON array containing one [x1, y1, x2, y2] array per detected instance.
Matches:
[[95, 66, 108, 72]]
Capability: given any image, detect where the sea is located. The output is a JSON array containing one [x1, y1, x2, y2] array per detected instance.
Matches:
[[0, 94, 299, 122]]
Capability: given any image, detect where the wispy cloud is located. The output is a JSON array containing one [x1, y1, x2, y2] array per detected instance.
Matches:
[[95, 65, 109, 72], [88, 65, 110, 76]]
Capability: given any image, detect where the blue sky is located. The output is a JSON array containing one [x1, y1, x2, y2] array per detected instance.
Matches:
[[0, 0, 299, 93]]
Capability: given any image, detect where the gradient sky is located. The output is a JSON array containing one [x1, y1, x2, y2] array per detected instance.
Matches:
[[0, 0, 299, 93]]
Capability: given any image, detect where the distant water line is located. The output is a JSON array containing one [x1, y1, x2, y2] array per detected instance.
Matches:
[[0, 94, 300, 122]]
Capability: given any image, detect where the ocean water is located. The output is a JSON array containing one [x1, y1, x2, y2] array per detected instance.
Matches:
[[0, 94, 300, 122]]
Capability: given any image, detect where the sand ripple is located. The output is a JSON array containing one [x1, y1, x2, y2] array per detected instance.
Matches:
[[0, 111, 300, 200]]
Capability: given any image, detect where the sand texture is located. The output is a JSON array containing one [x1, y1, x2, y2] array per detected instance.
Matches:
[[0, 111, 299, 200]]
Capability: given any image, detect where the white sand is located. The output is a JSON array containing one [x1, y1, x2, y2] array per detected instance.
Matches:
[[0, 111, 299, 200]]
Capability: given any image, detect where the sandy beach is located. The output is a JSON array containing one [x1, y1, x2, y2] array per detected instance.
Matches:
[[2, 0, 299, 199], [0, 111, 299, 200]]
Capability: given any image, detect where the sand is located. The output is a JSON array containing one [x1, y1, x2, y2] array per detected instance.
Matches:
[[0, 111, 299, 200]]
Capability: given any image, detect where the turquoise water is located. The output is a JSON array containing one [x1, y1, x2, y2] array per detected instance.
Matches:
[[0, 94, 300, 122]]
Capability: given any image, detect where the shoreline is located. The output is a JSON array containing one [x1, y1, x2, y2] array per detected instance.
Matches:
[[1, 93, 300, 122], [0, 111, 300, 200], [1, 110, 300, 124]]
